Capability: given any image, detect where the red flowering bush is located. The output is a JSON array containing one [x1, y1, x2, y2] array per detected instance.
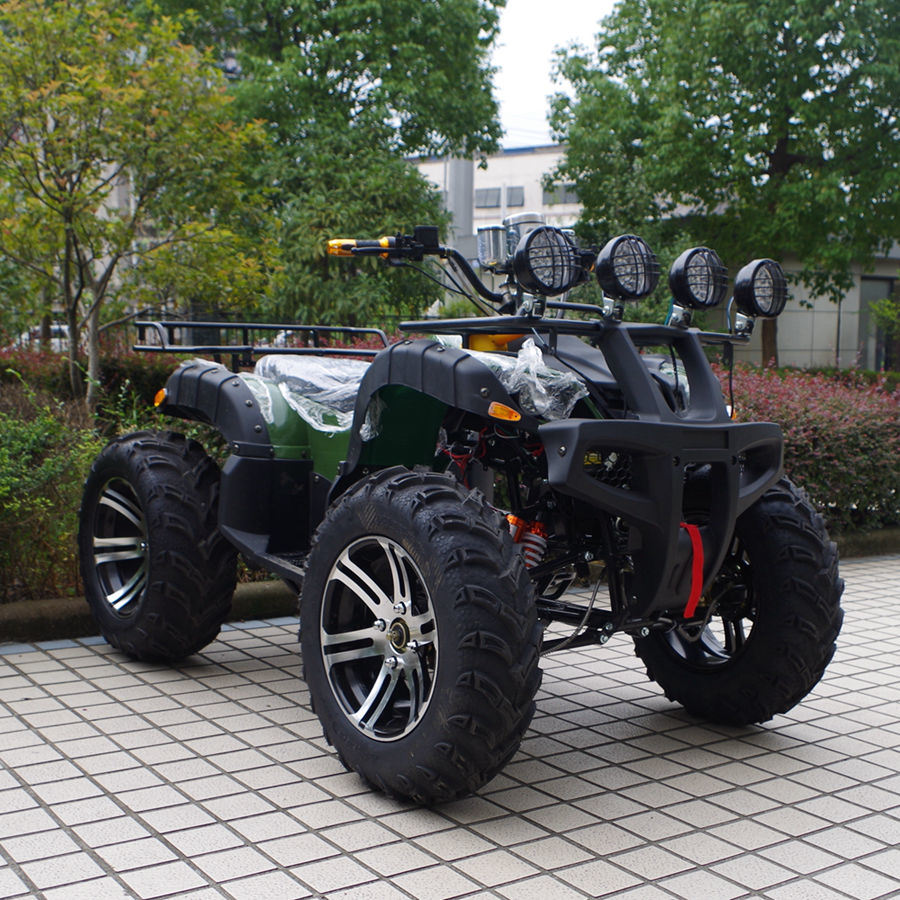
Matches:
[[723, 365, 900, 533]]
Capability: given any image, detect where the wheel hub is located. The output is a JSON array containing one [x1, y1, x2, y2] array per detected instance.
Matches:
[[92, 477, 150, 615], [388, 619, 410, 652]]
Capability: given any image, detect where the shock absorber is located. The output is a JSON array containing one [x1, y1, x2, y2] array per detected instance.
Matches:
[[507, 515, 548, 569]]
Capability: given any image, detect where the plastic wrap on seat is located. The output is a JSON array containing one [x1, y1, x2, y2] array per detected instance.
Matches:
[[253, 355, 371, 433], [239, 372, 276, 423], [466, 339, 588, 420]]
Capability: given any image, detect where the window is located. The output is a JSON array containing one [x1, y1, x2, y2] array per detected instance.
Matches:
[[474, 187, 501, 208], [542, 184, 578, 205], [506, 186, 525, 207], [859, 277, 898, 370]]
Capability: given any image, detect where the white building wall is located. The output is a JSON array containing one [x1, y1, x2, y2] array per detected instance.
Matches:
[[417, 146, 580, 234]]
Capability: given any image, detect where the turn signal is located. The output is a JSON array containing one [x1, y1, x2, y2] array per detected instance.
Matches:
[[488, 401, 521, 422], [153, 388, 167, 407]]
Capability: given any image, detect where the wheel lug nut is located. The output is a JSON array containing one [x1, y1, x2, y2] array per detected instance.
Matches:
[[373, 619, 387, 632], [407, 640, 420, 651], [393, 601, 407, 615], [385, 657, 399, 669]]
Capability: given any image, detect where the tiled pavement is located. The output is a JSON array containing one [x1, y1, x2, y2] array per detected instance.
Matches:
[[1, 555, 899, 900]]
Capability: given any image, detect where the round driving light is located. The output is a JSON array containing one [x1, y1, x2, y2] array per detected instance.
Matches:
[[595, 234, 660, 300], [734, 259, 787, 317], [669, 246, 729, 309], [512, 226, 583, 296]]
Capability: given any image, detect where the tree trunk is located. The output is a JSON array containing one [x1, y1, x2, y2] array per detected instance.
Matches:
[[66, 305, 83, 399], [85, 303, 101, 412], [761, 317, 778, 367], [40, 312, 51, 349]]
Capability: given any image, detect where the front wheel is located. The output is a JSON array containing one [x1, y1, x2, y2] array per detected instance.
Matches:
[[634, 477, 843, 725], [300, 467, 541, 804]]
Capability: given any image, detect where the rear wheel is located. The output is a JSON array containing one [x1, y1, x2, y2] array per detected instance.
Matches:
[[300, 467, 541, 803], [634, 477, 843, 724], [79, 431, 237, 661]]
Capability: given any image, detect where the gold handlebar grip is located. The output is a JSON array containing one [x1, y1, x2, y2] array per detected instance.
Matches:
[[326, 237, 394, 257]]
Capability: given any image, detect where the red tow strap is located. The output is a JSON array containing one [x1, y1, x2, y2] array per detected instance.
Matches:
[[680, 522, 704, 618]]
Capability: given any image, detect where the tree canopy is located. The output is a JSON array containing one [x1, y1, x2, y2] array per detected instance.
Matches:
[[145, 0, 506, 325], [550, 0, 900, 361], [0, 0, 268, 403]]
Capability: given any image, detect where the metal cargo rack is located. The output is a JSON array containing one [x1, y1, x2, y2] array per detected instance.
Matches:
[[135, 320, 390, 371]]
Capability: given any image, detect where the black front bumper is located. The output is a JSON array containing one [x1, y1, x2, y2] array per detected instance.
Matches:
[[541, 418, 783, 616]]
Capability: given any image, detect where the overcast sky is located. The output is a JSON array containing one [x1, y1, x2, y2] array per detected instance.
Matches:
[[492, 0, 617, 148]]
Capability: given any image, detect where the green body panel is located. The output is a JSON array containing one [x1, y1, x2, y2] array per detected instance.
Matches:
[[359, 386, 448, 469], [240, 372, 352, 479], [308, 428, 353, 480], [240, 374, 311, 459]]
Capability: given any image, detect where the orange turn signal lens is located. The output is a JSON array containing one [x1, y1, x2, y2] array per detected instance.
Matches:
[[153, 388, 167, 407], [488, 401, 521, 422]]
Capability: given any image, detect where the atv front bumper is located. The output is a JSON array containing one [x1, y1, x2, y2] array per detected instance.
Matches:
[[540, 418, 783, 616]]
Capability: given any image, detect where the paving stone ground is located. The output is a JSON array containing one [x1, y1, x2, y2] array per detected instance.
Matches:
[[1, 555, 898, 899]]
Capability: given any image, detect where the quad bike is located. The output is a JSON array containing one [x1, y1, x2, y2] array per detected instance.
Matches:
[[79, 214, 843, 804]]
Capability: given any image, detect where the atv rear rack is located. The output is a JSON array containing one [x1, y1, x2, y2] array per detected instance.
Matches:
[[135, 320, 390, 370]]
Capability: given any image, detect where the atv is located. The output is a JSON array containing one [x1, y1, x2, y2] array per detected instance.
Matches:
[[79, 215, 843, 804]]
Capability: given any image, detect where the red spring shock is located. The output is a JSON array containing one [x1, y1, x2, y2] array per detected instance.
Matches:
[[507, 515, 548, 569]]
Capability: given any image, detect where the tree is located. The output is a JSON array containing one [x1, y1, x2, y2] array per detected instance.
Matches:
[[550, 0, 900, 363], [145, 0, 505, 325], [0, 0, 267, 406], [153, 0, 504, 158]]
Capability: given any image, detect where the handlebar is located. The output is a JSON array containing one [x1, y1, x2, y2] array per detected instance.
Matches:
[[326, 237, 399, 257], [327, 225, 443, 261], [327, 226, 505, 306]]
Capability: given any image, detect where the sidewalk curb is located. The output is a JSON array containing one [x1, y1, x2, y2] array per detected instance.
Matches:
[[835, 527, 900, 560], [0, 580, 298, 645]]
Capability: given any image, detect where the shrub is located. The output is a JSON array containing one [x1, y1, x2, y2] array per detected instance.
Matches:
[[0, 378, 104, 601], [0, 347, 182, 404], [0, 348, 70, 395], [725, 366, 900, 533]]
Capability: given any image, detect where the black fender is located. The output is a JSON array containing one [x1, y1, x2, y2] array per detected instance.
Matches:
[[157, 359, 320, 576], [331, 339, 541, 498], [159, 359, 273, 458]]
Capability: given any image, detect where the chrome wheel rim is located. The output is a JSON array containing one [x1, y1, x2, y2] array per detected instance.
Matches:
[[91, 478, 149, 615], [320, 536, 438, 741]]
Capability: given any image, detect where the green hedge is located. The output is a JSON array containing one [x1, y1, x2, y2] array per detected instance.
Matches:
[[0, 383, 104, 602], [0, 348, 181, 403]]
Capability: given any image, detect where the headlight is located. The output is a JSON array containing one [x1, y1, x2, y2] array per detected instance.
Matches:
[[669, 246, 728, 309], [595, 234, 660, 300], [513, 226, 583, 295], [734, 259, 787, 317]]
